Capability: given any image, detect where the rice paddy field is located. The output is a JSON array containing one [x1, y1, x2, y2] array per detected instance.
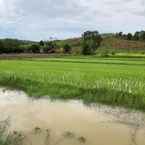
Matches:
[[0, 56, 145, 111]]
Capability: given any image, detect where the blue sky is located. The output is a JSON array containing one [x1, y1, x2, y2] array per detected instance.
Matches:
[[0, 0, 145, 40]]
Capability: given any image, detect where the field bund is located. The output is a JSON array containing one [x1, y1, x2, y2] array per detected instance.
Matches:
[[0, 88, 145, 145]]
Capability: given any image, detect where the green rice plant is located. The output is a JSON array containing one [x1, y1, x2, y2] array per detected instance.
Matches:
[[0, 56, 145, 111]]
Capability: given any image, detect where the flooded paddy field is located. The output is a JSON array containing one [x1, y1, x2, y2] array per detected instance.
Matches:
[[0, 88, 145, 145]]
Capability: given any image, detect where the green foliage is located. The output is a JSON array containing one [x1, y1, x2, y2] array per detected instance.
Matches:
[[81, 31, 102, 55], [127, 33, 133, 40], [100, 50, 110, 57], [63, 44, 72, 54], [0, 41, 4, 54], [0, 39, 22, 53], [0, 56, 145, 111], [139, 31, 145, 41], [133, 32, 140, 41], [19, 44, 30, 53], [119, 32, 123, 37], [1, 30, 145, 55], [81, 43, 90, 55], [0, 39, 37, 54], [39, 40, 44, 46], [43, 41, 58, 53], [133, 31, 145, 41], [29, 44, 40, 53], [116, 30, 145, 42]]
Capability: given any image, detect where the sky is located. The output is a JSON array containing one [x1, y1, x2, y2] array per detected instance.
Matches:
[[0, 0, 145, 40]]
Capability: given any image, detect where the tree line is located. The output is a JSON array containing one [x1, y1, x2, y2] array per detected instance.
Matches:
[[0, 39, 72, 54], [1, 30, 145, 55], [0, 31, 102, 55], [115, 31, 145, 41]]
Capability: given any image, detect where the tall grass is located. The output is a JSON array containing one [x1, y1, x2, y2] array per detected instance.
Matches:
[[0, 57, 145, 111]]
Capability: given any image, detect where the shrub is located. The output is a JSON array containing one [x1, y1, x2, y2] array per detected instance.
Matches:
[[29, 44, 40, 53], [81, 31, 102, 55], [0, 41, 4, 54], [63, 44, 72, 54], [100, 50, 110, 57]]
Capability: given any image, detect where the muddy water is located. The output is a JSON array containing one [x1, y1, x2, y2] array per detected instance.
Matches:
[[0, 88, 145, 145]]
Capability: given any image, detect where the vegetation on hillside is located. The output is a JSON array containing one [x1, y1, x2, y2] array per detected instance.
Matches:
[[63, 44, 72, 54], [116, 31, 145, 41], [0, 30, 145, 55], [81, 31, 102, 55]]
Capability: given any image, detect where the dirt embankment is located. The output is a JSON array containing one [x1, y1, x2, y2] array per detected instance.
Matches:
[[0, 53, 59, 59]]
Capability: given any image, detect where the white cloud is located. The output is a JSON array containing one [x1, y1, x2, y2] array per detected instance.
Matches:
[[0, 0, 145, 40]]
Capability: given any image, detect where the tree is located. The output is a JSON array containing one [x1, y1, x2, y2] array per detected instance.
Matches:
[[44, 41, 57, 53], [122, 34, 127, 40], [0, 41, 4, 54], [127, 33, 133, 40], [133, 32, 140, 41], [39, 40, 44, 46], [1, 39, 21, 53], [139, 31, 145, 41], [39, 40, 45, 53], [63, 44, 72, 54], [118, 32, 123, 37], [81, 31, 102, 55], [29, 44, 40, 53], [133, 31, 145, 41], [81, 43, 90, 55]]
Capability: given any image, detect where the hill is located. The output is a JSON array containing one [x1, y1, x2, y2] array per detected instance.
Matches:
[[55, 36, 145, 54]]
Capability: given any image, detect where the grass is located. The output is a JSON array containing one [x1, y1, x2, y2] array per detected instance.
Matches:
[[0, 56, 145, 111]]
